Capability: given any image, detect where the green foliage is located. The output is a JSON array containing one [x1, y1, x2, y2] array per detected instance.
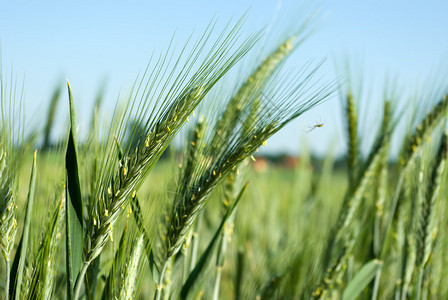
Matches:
[[65, 80, 84, 300], [342, 259, 382, 300], [1, 12, 448, 300]]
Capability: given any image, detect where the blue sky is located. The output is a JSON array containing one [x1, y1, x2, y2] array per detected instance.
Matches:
[[1, 1, 448, 156]]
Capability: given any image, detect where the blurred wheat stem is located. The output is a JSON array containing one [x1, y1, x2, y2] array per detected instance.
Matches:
[[73, 262, 90, 300], [5, 260, 10, 300]]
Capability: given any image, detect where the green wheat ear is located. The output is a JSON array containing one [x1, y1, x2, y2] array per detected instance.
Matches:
[[414, 132, 447, 298], [345, 91, 359, 192], [0, 147, 17, 262]]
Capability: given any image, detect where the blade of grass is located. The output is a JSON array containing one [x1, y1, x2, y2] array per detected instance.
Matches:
[[65, 79, 84, 300], [342, 259, 383, 300]]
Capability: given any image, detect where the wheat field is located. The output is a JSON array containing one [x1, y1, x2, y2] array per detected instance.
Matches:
[[1, 12, 448, 300]]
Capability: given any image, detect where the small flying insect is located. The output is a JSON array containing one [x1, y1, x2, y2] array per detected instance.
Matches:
[[304, 120, 324, 133]]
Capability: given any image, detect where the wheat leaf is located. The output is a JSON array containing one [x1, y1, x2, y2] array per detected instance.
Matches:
[[65, 79, 84, 299], [342, 259, 382, 300]]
